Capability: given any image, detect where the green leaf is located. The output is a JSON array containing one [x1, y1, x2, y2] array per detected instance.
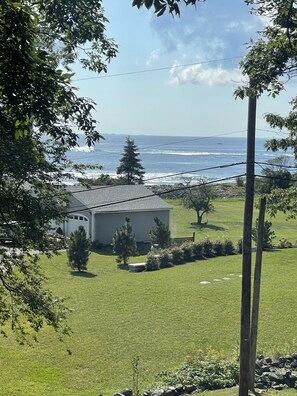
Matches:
[[144, 0, 154, 9]]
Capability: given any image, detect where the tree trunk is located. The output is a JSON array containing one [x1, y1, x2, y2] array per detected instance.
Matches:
[[197, 213, 203, 224], [249, 197, 266, 390]]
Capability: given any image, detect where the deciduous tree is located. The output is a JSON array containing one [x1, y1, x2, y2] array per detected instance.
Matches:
[[182, 180, 216, 224], [0, 0, 117, 342], [255, 156, 293, 194]]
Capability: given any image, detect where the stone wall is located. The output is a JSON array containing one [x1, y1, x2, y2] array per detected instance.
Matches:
[[113, 353, 297, 396]]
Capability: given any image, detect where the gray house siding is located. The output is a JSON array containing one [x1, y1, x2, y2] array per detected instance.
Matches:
[[64, 185, 171, 243], [94, 209, 170, 245]]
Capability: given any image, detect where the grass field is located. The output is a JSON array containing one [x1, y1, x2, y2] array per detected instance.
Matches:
[[169, 197, 297, 244], [0, 198, 296, 395]]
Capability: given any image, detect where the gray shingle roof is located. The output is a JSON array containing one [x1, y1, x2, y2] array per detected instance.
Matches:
[[67, 185, 171, 213]]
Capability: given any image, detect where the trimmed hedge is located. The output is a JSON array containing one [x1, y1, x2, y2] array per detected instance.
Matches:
[[144, 238, 240, 271]]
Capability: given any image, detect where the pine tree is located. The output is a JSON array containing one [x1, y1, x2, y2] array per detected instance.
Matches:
[[112, 218, 138, 265], [116, 137, 145, 184], [149, 217, 171, 249], [68, 226, 91, 272]]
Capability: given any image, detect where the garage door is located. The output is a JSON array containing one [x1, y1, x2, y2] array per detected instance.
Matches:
[[66, 214, 89, 237]]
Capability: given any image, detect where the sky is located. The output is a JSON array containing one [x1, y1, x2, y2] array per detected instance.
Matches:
[[73, 0, 295, 139]]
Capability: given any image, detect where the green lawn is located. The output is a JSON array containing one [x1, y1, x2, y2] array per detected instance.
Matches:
[[1, 246, 297, 395], [1, 198, 296, 395], [169, 197, 297, 244]]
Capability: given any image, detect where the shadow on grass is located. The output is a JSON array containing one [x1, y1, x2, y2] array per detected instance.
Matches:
[[91, 242, 151, 256], [70, 271, 97, 278], [190, 222, 226, 231], [117, 263, 129, 271]]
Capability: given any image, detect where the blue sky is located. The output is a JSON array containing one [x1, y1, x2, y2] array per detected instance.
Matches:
[[74, 0, 294, 138]]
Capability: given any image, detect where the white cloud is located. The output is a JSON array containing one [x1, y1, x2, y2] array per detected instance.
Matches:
[[146, 49, 161, 67], [169, 63, 243, 86]]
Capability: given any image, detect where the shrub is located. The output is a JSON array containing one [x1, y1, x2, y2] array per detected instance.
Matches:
[[192, 242, 204, 260], [213, 240, 224, 256], [145, 253, 160, 271], [112, 217, 138, 265], [157, 347, 239, 390], [252, 220, 276, 250], [158, 250, 173, 269], [235, 176, 245, 187], [149, 217, 171, 249], [171, 246, 184, 265], [202, 238, 213, 257], [237, 239, 243, 254], [277, 238, 293, 249], [224, 239, 236, 255], [92, 240, 103, 250], [181, 242, 194, 262], [68, 226, 91, 272]]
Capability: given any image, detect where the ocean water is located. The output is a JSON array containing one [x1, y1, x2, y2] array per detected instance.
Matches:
[[67, 134, 293, 185]]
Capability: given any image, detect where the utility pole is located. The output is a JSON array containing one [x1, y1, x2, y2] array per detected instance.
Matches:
[[250, 196, 266, 390], [239, 94, 257, 396]]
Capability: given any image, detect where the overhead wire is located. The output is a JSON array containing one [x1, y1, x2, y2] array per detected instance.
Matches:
[[66, 173, 246, 215], [66, 161, 247, 196], [73, 56, 243, 82]]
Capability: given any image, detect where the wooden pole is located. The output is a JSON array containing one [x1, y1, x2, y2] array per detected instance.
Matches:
[[249, 196, 266, 390], [239, 95, 257, 396]]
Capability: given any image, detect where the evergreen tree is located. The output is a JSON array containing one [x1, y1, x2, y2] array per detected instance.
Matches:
[[116, 137, 145, 184], [252, 220, 275, 250], [68, 226, 91, 272], [149, 217, 171, 249], [112, 218, 138, 265]]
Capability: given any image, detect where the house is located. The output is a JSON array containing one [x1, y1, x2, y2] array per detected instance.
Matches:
[[60, 185, 171, 244]]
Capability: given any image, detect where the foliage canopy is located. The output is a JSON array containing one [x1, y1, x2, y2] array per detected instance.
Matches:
[[116, 137, 145, 185], [112, 218, 138, 266], [182, 179, 216, 224], [68, 226, 91, 272], [0, 0, 117, 342]]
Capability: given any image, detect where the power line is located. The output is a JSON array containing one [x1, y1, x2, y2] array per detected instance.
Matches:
[[138, 130, 247, 150], [68, 161, 246, 196], [68, 130, 249, 162], [66, 173, 246, 215], [73, 56, 242, 82], [255, 161, 297, 169]]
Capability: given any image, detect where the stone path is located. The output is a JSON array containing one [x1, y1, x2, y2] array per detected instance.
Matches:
[[200, 273, 242, 285]]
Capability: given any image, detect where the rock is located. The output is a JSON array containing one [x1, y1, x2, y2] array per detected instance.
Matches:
[[271, 384, 287, 391], [184, 384, 197, 393], [255, 382, 266, 389], [279, 355, 293, 363], [121, 389, 133, 396], [113, 390, 132, 396], [291, 361, 297, 369], [164, 387, 178, 396], [174, 385, 184, 395]]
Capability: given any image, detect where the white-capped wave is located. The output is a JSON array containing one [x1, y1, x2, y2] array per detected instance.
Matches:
[[70, 145, 95, 153], [144, 150, 245, 157]]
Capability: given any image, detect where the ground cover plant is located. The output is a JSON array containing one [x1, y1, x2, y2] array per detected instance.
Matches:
[[0, 247, 297, 395]]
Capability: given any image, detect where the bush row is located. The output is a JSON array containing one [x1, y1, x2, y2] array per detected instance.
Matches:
[[146, 238, 240, 271]]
